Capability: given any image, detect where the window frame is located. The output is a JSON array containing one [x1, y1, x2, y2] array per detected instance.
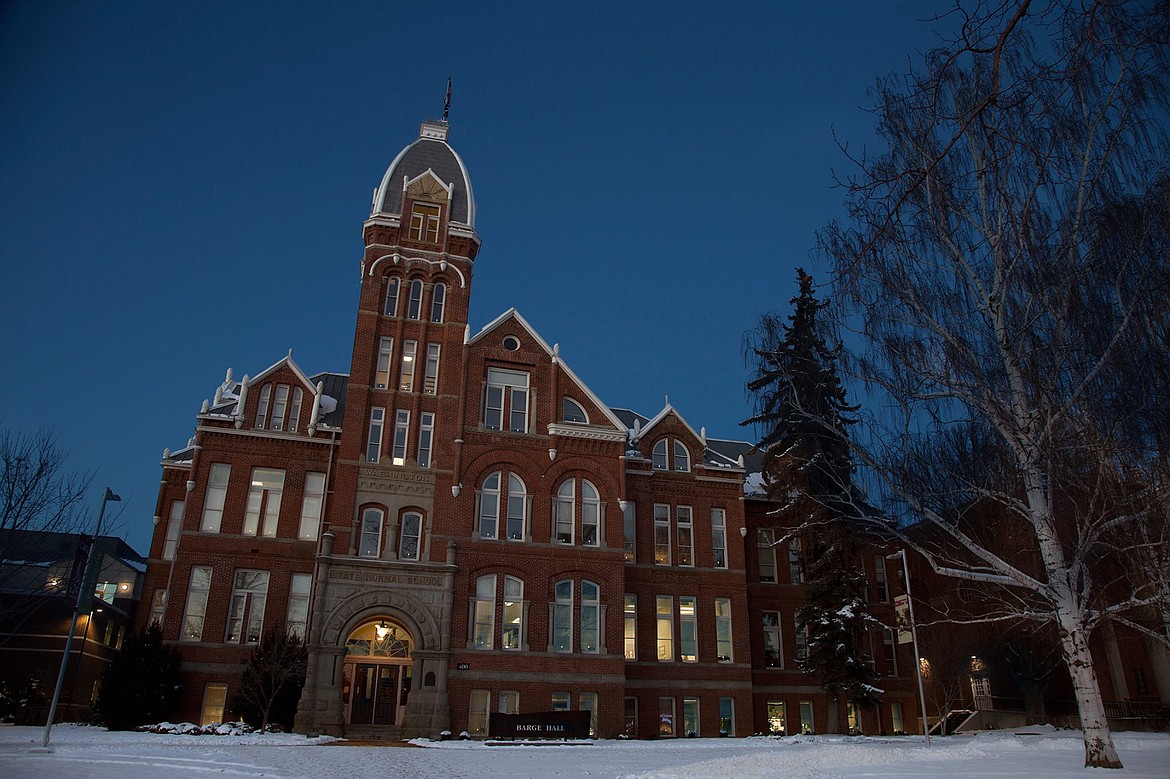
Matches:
[[676, 505, 693, 566], [180, 566, 212, 642], [623, 501, 637, 562], [656, 595, 674, 661], [163, 499, 183, 560], [225, 569, 270, 645], [243, 467, 285, 537], [417, 412, 434, 468], [285, 572, 312, 639], [298, 472, 326, 541], [200, 464, 230, 533], [406, 279, 424, 319], [757, 528, 777, 583], [400, 340, 417, 391], [763, 610, 783, 668], [502, 575, 524, 650], [408, 202, 441, 243], [679, 595, 698, 662], [423, 343, 440, 394], [375, 337, 393, 389], [580, 580, 600, 653], [715, 597, 733, 662], [562, 397, 588, 423], [359, 508, 384, 557], [624, 594, 637, 660], [399, 511, 422, 561], [366, 408, 385, 463], [552, 579, 573, 653], [472, 575, 495, 650], [430, 282, 446, 322], [653, 503, 671, 565], [711, 508, 727, 568], [384, 276, 400, 317], [392, 409, 410, 465]]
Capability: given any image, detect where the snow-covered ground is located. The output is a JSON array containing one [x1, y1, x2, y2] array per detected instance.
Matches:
[[1, 724, 1167, 778]]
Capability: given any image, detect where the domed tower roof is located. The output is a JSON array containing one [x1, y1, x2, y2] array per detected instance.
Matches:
[[371, 121, 475, 227]]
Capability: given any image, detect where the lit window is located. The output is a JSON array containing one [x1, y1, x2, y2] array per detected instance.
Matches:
[[683, 698, 700, 738], [656, 595, 673, 661], [624, 594, 637, 660], [243, 468, 284, 537], [581, 580, 600, 653], [715, 598, 733, 662], [768, 701, 787, 735], [224, 570, 270, 642], [384, 276, 400, 316], [367, 408, 385, 462], [430, 283, 446, 322], [375, 337, 393, 389], [502, 576, 524, 650], [417, 412, 434, 468], [399, 511, 422, 560], [408, 202, 440, 243], [679, 596, 697, 662], [392, 409, 410, 465], [891, 702, 905, 734], [763, 611, 783, 668], [180, 566, 212, 641], [298, 472, 325, 541], [483, 368, 529, 433], [163, 500, 183, 560], [553, 579, 573, 652], [468, 689, 490, 736], [200, 464, 230, 533], [400, 340, 417, 391], [654, 504, 671, 565], [149, 589, 166, 627], [659, 697, 675, 737], [285, 572, 311, 639], [623, 501, 636, 562], [757, 528, 777, 583], [407, 280, 424, 319], [473, 575, 495, 649], [359, 508, 383, 557], [201, 684, 227, 727], [676, 506, 693, 566], [711, 508, 727, 568], [580, 691, 598, 737], [563, 397, 588, 423], [423, 343, 440, 394], [799, 701, 814, 734]]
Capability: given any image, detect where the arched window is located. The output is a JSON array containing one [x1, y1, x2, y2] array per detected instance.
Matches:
[[473, 575, 495, 649], [270, 384, 289, 430], [407, 280, 424, 320], [359, 508, 383, 557], [673, 440, 691, 472], [552, 580, 573, 653], [555, 478, 602, 546], [581, 581, 600, 653], [581, 480, 600, 546], [255, 384, 271, 429], [477, 471, 529, 541], [399, 511, 422, 560], [563, 397, 588, 424], [554, 480, 574, 544], [652, 439, 668, 470], [289, 387, 303, 432], [384, 276, 400, 317], [502, 576, 524, 650], [431, 283, 446, 323]]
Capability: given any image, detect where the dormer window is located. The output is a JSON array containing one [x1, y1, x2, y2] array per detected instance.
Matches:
[[408, 202, 441, 243], [652, 438, 691, 472], [254, 383, 303, 432], [563, 397, 588, 424]]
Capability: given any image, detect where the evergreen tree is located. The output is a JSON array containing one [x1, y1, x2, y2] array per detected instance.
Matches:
[[231, 630, 307, 733], [93, 622, 182, 730], [744, 269, 879, 733]]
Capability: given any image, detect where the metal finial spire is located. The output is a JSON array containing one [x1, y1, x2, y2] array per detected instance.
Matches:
[[443, 77, 452, 122]]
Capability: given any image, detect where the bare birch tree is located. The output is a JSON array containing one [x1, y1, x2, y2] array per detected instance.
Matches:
[[821, 0, 1170, 768]]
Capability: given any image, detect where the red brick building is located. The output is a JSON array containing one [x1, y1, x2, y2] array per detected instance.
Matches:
[[135, 117, 947, 739]]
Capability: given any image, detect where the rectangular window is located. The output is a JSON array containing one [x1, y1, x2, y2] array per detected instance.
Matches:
[[656, 595, 674, 661], [580, 581, 600, 653], [554, 481, 574, 543], [468, 689, 490, 736], [763, 611, 783, 668], [623, 501, 636, 562], [423, 343, 440, 394], [789, 538, 804, 583], [800, 701, 815, 734], [359, 510, 383, 557], [243, 468, 285, 537], [711, 508, 727, 568], [676, 506, 693, 566], [392, 409, 410, 465], [270, 384, 289, 430], [624, 594, 637, 660], [847, 702, 861, 735], [200, 464, 230, 532], [658, 697, 675, 737], [501, 576, 523, 650], [653, 504, 671, 565], [400, 340, 417, 391], [679, 596, 698, 662], [579, 691, 598, 737], [417, 412, 434, 468], [384, 277, 399, 317], [225, 569, 269, 644], [624, 697, 638, 738], [883, 627, 899, 676], [719, 697, 735, 736], [399, 512, 422, 560], [374, 337, 393, 389], [891, 701, 905, 734], [473, 575, 495, 650], [553, 580, 572, 652], [200, 683, 227, 726], [366, 408, 385, 462], [757, 528, 776, 582], [874, 555, 889, 602], [285, 572, 312, 639], [767, 701, 786, 735], [715, 598, 733, 662], [682, 698, 700, 737], [163, 500, 183, 560], [298, 472, 326, 541], [483, 368, 530, 433], [795, 617, 810, 662], [149, 589, 166, 627], [551, 691, 571, 712], [499, 690, 519, 715], [409, 202, 441, 243], [180, 566, 212, 641]]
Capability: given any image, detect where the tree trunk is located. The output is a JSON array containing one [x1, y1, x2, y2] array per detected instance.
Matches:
[[1057, 605, 1122, 768], [826, 697, 840, 734], [1020, 686, 1047, 726]]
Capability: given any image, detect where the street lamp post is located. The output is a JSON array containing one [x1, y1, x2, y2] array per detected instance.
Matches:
[[888, 549, 932, 749], [38, 487, 121, 750]]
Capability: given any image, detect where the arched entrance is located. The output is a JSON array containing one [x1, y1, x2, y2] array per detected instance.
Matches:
[[342, 619, 414, 727]]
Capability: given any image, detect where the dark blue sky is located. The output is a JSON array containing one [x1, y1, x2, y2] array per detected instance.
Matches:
[[1, 1, 951, 553]]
